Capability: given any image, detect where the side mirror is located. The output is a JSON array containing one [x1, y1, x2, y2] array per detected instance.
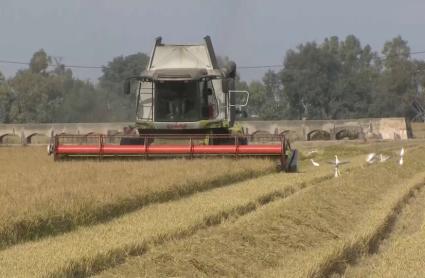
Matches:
[[222, 61, 237, 79], [229, 90, 249, 107], [123, 79, 131, 95]]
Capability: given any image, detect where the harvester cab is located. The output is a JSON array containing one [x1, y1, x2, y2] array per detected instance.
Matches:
[[123, 36, 249, 139], [50, 36, 298, 172]]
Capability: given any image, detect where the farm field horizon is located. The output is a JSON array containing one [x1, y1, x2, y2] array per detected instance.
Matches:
[[1, 140, 425, 277]]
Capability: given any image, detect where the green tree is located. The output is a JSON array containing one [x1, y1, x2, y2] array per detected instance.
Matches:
[[280, 35, 380, 120], [99, 53, 150, 121], [371, 36, 416, 118], [100, 53, 149, 88], [8, 70, 63, 123], [331, 36, 379, 118], [59, 78, 103, 122], [246, 81, 266, 116], [0, 71, 14, 123], [281, 41, 340, 119], [30, 49, 50, 74], [260, 70, 283, 119], [414, 61, 425, 96]]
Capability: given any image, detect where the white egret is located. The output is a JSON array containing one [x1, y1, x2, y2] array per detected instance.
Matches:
[[379, 154, 390, 162], [399, 147, 405, 166], [310, 159, 320, 167], [47, 144, 53, 155], [327, 155, 350, 178], [366, 153, 377, 164]]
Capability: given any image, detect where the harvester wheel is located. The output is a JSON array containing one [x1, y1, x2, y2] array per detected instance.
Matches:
[[211, 136, 248, 145], [286, 149, 298, 172], [238, 136, 248, 145], [119, 137, 146, 145]]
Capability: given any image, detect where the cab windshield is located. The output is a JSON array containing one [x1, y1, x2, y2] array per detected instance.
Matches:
[[154, 80, 218, 122]]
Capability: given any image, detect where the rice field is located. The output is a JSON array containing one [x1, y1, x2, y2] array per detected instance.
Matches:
[[0, 147, 275, 247], [343, 182, 425, 278], [96, 146, 425, 277], [0, 140, 424, 277], [355, 224, 425, 278]]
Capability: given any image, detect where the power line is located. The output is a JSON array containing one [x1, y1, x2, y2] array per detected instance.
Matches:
[[239, 50, 425, 70], [0, 59, 285, 70], [58, 64, 103, 69], [0, 49, 424, 71], [410, 50, 425, 55], [0, 59, 103, 69], [0, 58, 283, 70], [0, 60, 29, 66], [239, 65, 283, 69]]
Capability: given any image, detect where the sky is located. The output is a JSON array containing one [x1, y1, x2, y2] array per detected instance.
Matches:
[[1, 0, 425, 82]]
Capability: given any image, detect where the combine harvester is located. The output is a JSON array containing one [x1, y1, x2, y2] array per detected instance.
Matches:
[[50, 36, 298, 171]]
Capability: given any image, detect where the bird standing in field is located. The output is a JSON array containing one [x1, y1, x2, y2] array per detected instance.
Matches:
[[379, 154, 390, 162], [310, 159, 320, 167], [327, 155, 350, 178], [47, 144, 53, 155], [399, 147, 405, 166], [366, 153, 377, 164]]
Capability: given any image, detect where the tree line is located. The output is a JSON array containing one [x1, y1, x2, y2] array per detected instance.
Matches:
[[0, 35, 424, 123], [243, 35, 425, 120], [0, 50, 149, 123]]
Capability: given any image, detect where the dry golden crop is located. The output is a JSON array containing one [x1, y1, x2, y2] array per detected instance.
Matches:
[[96, 146, 425, 278], [0, 150, 371, 277], [0, 141, 421, 277], [0, 147, 275, 248], [343, 186, 425, 278], [364, 228, 425, 278]]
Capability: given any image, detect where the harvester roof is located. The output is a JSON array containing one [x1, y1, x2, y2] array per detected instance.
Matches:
[[150, 44, 214, 70]]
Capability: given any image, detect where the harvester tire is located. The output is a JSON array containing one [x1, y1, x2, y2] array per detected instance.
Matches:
[[119, 137, 145, 145], [212, 136, 248, 145], [238, 136, 248, 145], [286, 149, 298, 172]]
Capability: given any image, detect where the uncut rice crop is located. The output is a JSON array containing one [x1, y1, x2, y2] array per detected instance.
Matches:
[[343, 200, 425, 278], [0, 152, 370, 277], [0, 147, 275, 247], [96, 146, 425, 278], [364, 228, 425, 278]]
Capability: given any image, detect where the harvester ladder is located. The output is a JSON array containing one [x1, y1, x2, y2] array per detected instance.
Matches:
[[138, 81, 154, 121]]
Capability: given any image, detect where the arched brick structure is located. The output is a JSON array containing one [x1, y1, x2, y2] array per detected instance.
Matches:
[[335, 127, 362, 140], [251, 130, 272, 143], [26, 133, 49, 144], [0, 118, 409, 144], [0, 134, 20, 144], [307, 130, 331, 141], [280, 130, 298, 141]]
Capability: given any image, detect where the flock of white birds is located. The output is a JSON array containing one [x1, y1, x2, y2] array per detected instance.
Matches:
[[309, 147, 405, 178]]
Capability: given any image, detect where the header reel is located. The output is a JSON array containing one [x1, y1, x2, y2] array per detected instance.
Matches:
[[49, 133, 298, 172]]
